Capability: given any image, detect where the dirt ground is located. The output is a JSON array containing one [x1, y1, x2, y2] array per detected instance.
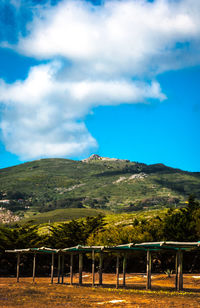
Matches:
[[1, 273, 200, 307]]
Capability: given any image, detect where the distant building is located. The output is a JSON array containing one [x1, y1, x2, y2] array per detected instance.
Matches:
[[0, 200, 10, 204]]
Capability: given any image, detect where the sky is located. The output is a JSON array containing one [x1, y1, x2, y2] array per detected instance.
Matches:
[[0, 0, 199, 171]]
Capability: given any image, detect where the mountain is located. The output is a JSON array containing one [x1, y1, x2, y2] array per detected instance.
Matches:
[[0, 155, 200, 219]]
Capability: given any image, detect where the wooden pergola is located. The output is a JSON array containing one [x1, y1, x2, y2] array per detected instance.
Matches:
[[5, 247, 58, 284], [6, 241, 200, 291], [135, 241, 200, 291]]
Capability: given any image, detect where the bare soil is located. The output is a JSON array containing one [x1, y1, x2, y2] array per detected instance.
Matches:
[[1, 274, 200, 307]]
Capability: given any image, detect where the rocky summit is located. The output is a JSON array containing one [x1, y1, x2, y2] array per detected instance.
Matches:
[[82, 154, 130, 163]]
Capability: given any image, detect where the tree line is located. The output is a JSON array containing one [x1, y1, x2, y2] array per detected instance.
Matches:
[[1, 196, 200, 276]]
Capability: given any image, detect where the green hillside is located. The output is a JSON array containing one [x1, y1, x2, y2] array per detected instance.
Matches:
[[0, 155, 199, 221], [21, 208, 109, 225]]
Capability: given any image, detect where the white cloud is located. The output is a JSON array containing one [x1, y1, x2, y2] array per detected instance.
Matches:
[[0, 61, 165, 159], [17, 0, 200, 75], [1, 0, 200, 159]]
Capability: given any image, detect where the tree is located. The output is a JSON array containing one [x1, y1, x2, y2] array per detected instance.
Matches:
[[162, 196, 200, 241], [47, 215, 105, 248]]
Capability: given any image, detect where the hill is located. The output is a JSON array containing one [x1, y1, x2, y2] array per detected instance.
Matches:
[[0, 155, 199, 221]]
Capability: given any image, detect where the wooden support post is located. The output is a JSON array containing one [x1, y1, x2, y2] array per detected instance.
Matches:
[[122, 254, 126, 287], [79, 253, 83, 285], [175, 251, 178, 290], [33, 253, 36, 283], [57, 254, 61, 284], [99, 252, 103, 286], [180, 250, 183, 290], [116, 254, 120, 289], [177, 249, 183, 291], [146, 249, 152, 290], [92, 250, 95, 287], [51, 253, 54, 284], [70, 254, 73, 285], [17, 253, 20, 283], [61, 254, 64, 284], [181, 250, 183, 290]]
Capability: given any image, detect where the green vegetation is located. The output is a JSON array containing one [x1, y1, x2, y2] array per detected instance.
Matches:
[[1, 196, 200, 276], [1, 156, 200, 275], [104, 208, 168, 227], [20, 208, 109, 225], [0, 157, 199, 220], [87, 196, 200, 246]]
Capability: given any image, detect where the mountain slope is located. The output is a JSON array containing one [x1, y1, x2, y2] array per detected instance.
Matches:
[[0, 156, 199, 216]]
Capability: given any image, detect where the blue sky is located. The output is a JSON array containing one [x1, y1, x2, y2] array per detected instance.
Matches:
[[0, 0, 199, 171]]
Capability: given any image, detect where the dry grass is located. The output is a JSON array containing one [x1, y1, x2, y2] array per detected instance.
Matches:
[[1, 274, 200, 307]]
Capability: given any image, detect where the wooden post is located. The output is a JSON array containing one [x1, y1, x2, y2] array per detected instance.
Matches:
[[177, 249, 183, 291], [175, 251, 178, 290], [57, 254, 61, 284], [51, 253, 54, 284], [122, 254, 126, 287], [180, 250, 183, 290], [33, 253, 36, 283], [79, 253, 83, 285], [61, 254, 64, 284], [17, 253, 20, 283], [116, 254, 119, 289], [146, 249, 152, 290], [70, 254, 73, 285], [99, 252, 103, 286], [92, 250, 95, 286]]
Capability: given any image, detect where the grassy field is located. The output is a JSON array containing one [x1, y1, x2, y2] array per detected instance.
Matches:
[[20, 208, 109, 225], [1, 275, 200, 307], [18, 207, 167, 226], [104, 208, 168, 227], [16, 208, 169, 238]]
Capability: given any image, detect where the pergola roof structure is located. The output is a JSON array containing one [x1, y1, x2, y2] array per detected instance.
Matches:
[[135, 241, 200, 251], [60, 245, 105, 253], [6, 242, 200, 254], [5, 247, 58, 254], [5, 241, 200, 291]]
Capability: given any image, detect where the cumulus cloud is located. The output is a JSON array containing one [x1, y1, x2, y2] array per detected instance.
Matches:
[[0, 61, 165, 159], [0, 0, 200, 159], [17, 0, 200, 75]]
